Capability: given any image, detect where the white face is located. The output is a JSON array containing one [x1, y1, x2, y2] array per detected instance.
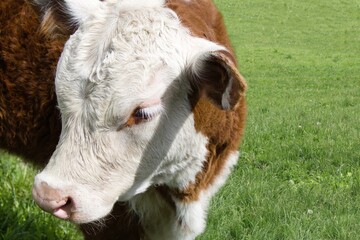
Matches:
[[34, 1, 226, 223]]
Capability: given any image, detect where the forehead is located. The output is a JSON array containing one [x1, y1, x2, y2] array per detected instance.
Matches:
[[59, 7, 184, 78], [56, 7, 188, 120]]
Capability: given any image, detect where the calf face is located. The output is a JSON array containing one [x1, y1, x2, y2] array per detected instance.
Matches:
[[33, 0, 246, 224]]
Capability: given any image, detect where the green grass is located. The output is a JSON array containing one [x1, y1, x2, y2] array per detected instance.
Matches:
[[199, 0, 360, 239], [1, 0, 360, 239]]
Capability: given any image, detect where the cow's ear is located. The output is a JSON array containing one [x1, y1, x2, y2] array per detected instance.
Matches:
[[35, 0, 102, 37], [187, 50, 247, 110]]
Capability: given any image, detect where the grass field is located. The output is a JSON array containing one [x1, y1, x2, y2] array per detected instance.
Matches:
[[1, 0, 360, 239]]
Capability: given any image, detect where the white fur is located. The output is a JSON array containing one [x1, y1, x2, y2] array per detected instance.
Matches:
[[34, 2, 237, 239], [128, 151, 240, 240], [64, 0, 103, 24], [116, 0, 165, 11], [174, 152, 239, 239]]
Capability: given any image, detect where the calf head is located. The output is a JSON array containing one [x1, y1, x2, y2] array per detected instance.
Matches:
[[33, 0, 246, 224]]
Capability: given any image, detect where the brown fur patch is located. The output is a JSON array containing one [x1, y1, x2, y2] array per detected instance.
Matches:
[[0, 0, 64, 166], [172, 96, 247, 202], [166, 0, 247, 202]]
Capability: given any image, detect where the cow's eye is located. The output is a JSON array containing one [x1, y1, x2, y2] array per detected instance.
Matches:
[[118, 104, 163, 131], [133, 104, 163, 123]]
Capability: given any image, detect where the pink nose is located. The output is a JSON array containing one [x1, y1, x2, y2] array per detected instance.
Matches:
[[32, 181, 74, 220]]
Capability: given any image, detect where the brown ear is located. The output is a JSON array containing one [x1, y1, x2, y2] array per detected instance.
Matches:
[[187, 50, 247, 110]]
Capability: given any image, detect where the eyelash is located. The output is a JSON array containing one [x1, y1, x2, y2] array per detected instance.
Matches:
[[133, 104, 163, 122], [117, 104, 163, 131]]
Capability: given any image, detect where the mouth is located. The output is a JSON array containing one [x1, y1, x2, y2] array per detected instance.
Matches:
[[52, 197, 74, 220]]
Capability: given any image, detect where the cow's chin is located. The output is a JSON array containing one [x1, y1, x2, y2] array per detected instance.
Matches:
[[61, 189, 119, 224], [67, 201, 115, 224]]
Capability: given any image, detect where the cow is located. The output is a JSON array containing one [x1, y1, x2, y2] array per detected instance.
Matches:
[[31, 0, 247, 239]]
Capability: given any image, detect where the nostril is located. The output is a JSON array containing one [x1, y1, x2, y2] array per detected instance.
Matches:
[[64, 197, 72, 207]]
